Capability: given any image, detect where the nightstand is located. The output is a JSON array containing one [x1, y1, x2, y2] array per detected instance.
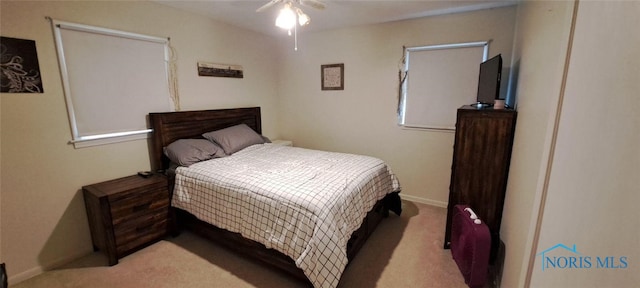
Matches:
[[83, 174, 169, 265], [272, 139, 293, 146]]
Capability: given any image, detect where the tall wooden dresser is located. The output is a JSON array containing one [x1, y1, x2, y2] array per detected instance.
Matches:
[[444, 105, 517, 263]]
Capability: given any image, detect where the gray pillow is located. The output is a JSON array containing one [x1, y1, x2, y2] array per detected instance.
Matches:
[[163, 139, 226, 166], [202, 124, 265, 155]]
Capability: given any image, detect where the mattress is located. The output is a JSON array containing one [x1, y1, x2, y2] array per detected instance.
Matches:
[[172, 143, 401, 287]]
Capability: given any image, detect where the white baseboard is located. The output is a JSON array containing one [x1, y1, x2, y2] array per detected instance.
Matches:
[[8, 249, 91, 286], [401, 194, 448, 208], [9, 266, 44, 286]]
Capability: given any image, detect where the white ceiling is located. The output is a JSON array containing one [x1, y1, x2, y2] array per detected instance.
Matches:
[[155, 0, 519, 36]]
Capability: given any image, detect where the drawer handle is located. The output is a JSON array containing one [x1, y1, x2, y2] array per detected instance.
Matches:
[[136, 224, 153, 233], [132, 202, 151, 212]]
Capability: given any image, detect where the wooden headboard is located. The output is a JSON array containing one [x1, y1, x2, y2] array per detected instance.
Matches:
[[148, 107, 262, 171]]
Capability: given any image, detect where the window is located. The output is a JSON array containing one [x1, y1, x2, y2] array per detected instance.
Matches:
[[399, 41, 489, 130], [51, 19, 177, 148]]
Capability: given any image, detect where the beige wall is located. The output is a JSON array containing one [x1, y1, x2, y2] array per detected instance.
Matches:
[[499, 1, 575, 287], [0, 1, 279, 283], [276, 7, 517, 206], [502, 1, 640, 287], [529, 1, 640, 286]]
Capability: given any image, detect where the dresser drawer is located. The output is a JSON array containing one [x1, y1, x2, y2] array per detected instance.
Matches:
[[110, 188, 169, 226]]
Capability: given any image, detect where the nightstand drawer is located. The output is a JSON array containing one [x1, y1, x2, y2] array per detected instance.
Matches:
[[115, 217, 168, 255], [113, 205, 169, 235], [110, 188, 169, 226]]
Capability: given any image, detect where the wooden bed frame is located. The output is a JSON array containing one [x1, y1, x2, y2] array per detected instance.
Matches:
[[148, 107, 397, 284]]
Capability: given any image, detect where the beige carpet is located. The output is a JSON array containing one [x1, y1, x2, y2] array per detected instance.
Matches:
[[12, 201, 468, 288]]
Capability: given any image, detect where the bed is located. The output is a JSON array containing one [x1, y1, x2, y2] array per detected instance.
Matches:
[[149, 107, 401, 287]]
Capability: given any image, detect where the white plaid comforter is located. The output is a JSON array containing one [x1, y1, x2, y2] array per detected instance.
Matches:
[[172, 143, 401, 288]]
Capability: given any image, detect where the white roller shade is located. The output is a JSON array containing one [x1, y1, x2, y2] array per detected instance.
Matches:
[[52, 20, 172, 147], [401, 42, 488, 130]]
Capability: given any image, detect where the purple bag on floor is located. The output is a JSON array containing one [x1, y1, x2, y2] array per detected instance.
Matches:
[[450, 205, 491, 288]]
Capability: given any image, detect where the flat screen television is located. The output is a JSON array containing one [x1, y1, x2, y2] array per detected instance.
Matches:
[[476, 54, 502, 107]]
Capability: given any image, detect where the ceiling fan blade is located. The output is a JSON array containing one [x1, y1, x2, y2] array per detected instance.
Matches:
[[256, 0, 282, 13], [300, 0, 326, 10]]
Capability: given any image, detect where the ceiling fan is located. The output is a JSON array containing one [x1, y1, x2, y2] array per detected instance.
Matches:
[[256, 0, 326, 13], [257, 0, 325, 50]]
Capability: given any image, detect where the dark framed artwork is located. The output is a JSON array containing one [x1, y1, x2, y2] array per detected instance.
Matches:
[[1, 36, 44, 93], [321, 63, 344, 90], [197, 61, 244, 78]]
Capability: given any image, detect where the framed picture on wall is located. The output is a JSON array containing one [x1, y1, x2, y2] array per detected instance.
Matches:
[[197, 61, 243, 78], [1, 36, 44, 93], [321, 63, 344, 90]]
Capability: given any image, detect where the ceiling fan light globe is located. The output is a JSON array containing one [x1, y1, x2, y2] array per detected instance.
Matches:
[[275, 6, 296, 30], [298, 12, 310, 26]]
